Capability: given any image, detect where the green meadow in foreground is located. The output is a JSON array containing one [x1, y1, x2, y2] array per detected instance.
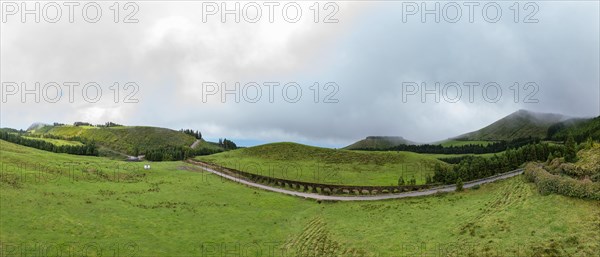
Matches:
[[1, 140, 599, 256], [196, 142, 448, 186]]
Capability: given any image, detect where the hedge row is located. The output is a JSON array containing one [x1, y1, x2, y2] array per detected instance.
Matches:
[[524, 163, 600, 200]]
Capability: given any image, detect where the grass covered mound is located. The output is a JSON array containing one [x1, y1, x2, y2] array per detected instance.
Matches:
[[196, 142, 453, 186], [1, 140, 599, 256], [236, 142, 429, 165]]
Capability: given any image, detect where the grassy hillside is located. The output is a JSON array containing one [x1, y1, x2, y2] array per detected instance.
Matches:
[[344, 136, 415, 150], [32, 125, 197, 155], [191, 138, 224, 151], [457, 109, 567, 141], [1, 140, 598, 256], [196, 142, 451, 186]]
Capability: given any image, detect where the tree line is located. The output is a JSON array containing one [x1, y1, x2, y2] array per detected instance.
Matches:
[[59, 121, 123, 127], [95, 122, 124, 127], [355, 137, 540, 154], [524, 163, 599, 200], [218, 138, 237, 150], [432, 136, 578, 184], [144, 146, 221, 161], [180, 129, 202, 139], [0, 131, 98, 156]]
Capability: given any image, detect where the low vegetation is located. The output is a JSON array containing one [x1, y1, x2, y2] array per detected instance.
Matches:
[[524, 163, 600, 200]]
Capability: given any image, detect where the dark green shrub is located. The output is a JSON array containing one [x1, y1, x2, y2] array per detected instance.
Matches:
[[455, 178, 464, 192], [524, 163, 600, 200]]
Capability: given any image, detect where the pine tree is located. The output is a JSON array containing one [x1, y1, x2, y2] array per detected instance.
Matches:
[[398, 177, 405, 186]]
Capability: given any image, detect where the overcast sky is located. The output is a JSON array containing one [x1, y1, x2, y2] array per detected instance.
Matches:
[[1, 1, 598, 147]]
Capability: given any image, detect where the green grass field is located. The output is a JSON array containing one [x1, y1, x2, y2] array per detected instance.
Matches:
[[1, 140, 598, 256], [22, 136, 84, 146], [195, 142, 448, 186]]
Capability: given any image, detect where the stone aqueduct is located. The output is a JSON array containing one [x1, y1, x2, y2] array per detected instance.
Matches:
[[186, 160, 436, 195]]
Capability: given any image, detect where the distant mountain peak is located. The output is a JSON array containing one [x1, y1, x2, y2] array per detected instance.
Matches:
[[455, 110, 570, 141], [26, 122, 49, 131], [365, 136, 405, 140], [344, 136, 415, 150]]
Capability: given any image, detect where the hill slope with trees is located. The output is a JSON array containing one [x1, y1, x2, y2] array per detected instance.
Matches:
[[33, 124, 196, 156], [457, 110, 568, 141]]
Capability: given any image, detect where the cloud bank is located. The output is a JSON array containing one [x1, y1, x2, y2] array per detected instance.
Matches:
[[1, 1, 598, 147]]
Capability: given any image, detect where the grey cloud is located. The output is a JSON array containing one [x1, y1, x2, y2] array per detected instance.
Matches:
[[1, 1, 598, 147]]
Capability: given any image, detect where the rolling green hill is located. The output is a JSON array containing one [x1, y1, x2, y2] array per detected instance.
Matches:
[[196, 142, 448, 186], [31, 125, 198, 155], [457, 109, 568, 141], [1, 140, 599, 256], [344, 136, 415, 150]]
